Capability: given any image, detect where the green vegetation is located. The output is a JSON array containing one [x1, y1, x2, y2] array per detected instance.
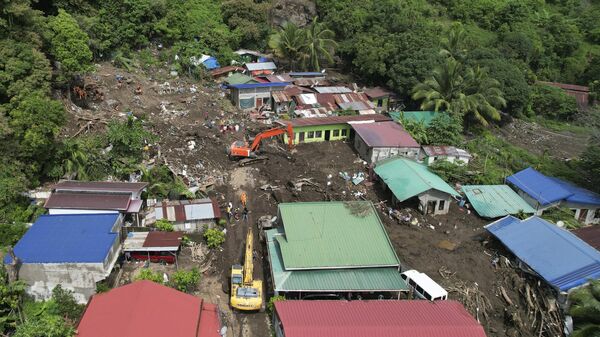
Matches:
[[204, 228, 226, 248], [569, 280, 600, 337], [269, 19, 337, 71], [155, 219, 174, 232], [134, 268, 200, 293], [267, 295, 285, 313]]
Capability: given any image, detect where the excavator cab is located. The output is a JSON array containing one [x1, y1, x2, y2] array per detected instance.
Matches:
[[228, 124, 293, 164]]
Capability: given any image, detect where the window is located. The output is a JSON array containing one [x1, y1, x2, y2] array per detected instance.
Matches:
[[341, 129, 348, 137], [239, 97, 255, 109], [315, 131, 322, 138], [307, 131, 315, 138], [377, 99, 383, 107], [438, 200, 446, 211], [333, 129, 340, 137]]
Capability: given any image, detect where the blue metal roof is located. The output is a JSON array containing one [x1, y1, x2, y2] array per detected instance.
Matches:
[[486, 216, 600, 292], [4, 214, 119, 264], [548, 177, 600, 206], [506, 167, 573, 205], [507, 167, 600, 206], [228, 82, 289, 89]]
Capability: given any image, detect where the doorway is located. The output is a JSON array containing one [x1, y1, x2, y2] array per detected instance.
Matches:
[[578, 209, 588, 222], [299, 132, 305, 142], [427, 201, 436, 214], [324, 130, 331, 141]]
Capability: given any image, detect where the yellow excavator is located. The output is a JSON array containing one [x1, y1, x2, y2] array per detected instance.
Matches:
[[230, 227, 264, 311]]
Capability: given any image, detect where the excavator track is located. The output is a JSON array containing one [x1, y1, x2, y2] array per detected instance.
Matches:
[[238, 156, 268, 166]]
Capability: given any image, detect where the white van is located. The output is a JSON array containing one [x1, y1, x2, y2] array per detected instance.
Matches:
[[401, 269, 448, 301]]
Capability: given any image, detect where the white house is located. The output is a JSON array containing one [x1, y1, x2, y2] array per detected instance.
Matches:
[[421, 146, 472, 166]]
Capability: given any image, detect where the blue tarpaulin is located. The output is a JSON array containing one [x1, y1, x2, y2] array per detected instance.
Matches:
[[202, 57, 220, 70], [486, 216, 600, 292], [4, 214, 119, 264], [507, 167, 588, 206]]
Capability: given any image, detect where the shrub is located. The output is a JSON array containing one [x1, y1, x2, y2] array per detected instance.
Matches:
[[204, 228, 225, 248], [169, 268, 201, 293], [155, 219, 174, 232], [530, 84, 578, 120], [135, 269, 164, 283], [267, 295, 285, 313]]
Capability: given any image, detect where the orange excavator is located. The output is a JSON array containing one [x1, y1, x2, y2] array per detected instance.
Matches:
[[228, 123, 294, 166]]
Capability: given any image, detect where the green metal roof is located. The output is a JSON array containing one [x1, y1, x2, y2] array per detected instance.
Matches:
[[374, 157, 460, 202], [276, 202, 400, 270], [225, 73, 257, 85], [389, 111, 443, 127], [462, 185, 536, 218], [266, 229, 408, 292]]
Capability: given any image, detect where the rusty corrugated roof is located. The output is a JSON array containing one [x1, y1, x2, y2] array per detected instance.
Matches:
[[45, 192, 131, 211], [281, 114, 391, 127], [53, 180, 148, 194], [572, 226, 600, 251]]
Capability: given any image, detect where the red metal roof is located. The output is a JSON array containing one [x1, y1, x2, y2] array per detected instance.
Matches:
[[572, 226, 600, 251], [422, 145, 471, 158], [266, 74, 293, 82], [44, 192, 131, 211], [143, 231, 184, 248], [275, 300, 486, 337], [210, 65, 244, 78], [54, 181, 148, 194], [282, 114, 391, 127], [352, 121, 420, 148], [333, 93, 371, 104], [363, 87, 392, 98], [77, 281, 221, 337]]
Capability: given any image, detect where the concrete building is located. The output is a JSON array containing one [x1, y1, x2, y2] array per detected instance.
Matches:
[[150, 198, 221, 233], [266, 202, 408, 298], [507, 167, 600, 225], [229, 82, 288, 110], [374, 157, 460, 215], [5, 214, 122, 303], [421, 145, 472, 166], [278, 114, 391, 144], [352, 121, 420, 164]]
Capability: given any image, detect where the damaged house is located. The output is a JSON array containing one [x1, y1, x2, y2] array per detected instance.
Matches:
[[150, 198, 221, 233], [352, 121, 420, 164]]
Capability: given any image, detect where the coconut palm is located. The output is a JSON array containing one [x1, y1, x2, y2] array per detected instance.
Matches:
[[412, 57, 466, 113], [412, 57, 505, 127], [60, 140, 89, 180], [302, 17, 337, 71], [268, 23, 307, 70], [440, 23, 468, 62]]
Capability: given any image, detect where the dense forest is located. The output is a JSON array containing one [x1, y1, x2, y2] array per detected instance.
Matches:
[[1, 0, 600, 335]]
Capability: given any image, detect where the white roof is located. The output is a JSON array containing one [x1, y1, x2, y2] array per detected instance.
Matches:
[[298, 93, 318, 105], [314, 86, 352, 94], [245, 62, 277, 71], [401, 269, 448, 299], [123, 232, 180, 252]]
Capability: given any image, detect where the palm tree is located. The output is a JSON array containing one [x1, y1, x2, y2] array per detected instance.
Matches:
[[462, 66, 506, 126], [440, 23, 468, 62], [60, 140, 89, 180], [412, 57, 466, 113], [302, 18, 337, 71], [268, 23, 307, 70], [412, 58, 505, 127]]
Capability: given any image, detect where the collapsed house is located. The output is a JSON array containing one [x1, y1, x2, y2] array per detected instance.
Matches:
[[374, 157, 459, 215], [229, 82, 289, 110], [273, 300, 487, 337], [351, 121, 420, 164], [507, 167, 600, 225], [5, 214, 122, 303], [486, 216, 600, 297], [462, 185, 536, 218], [421, 146, 472, 166], [150, 198, 221, 233], [265, 202, 408, 298], [76, 280, 221, 337]]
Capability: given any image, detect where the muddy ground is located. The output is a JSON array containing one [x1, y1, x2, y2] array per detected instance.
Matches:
[[61, 62, 570, 337]]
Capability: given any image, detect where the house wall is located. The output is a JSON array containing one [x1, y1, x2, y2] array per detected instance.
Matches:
[[232, 86, 284, 110], [514, 188, 560, 215], [283, 124, 351, 143], [354, 135, 420, 164], [562, 201, 600, 225], [273, 312, 285, 337], [425, 155, 470, 166], [417, 189, 453, 215], [370, 97, 389, 110], [172, 219, 217, 233]]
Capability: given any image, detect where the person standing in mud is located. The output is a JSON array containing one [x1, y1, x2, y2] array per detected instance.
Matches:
[[242, 206, 249, 223]]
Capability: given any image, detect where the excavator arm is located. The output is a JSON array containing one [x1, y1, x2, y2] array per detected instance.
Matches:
[[243, 228, 254, 285], [248, 123, 294, 152]]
